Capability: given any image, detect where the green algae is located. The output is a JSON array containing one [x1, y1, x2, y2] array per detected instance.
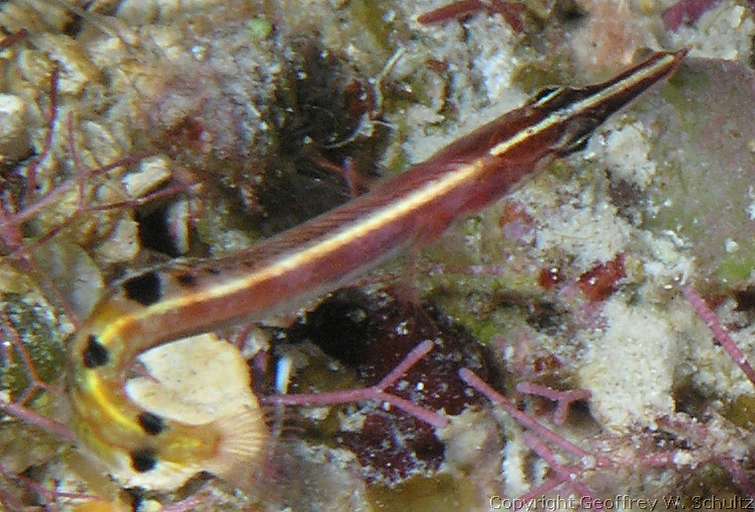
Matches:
[[366, 473, 483, 511], [511, 62, 564, 94], [0, 294, 65, 402], [247, 16, 273, 41], [348, 0, 397, 58], [724, 394, 755, 430], [0, 419, 62, 474], [642, 59, 754, 292]]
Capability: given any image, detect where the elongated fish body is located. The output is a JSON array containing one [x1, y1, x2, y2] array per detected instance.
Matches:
[[68, 50, 686, 485]]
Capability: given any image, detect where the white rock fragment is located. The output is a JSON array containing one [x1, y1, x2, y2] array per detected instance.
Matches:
[[672, 450, 693, 466], [94, 216, 139, 264], [438, 408, 500, 472], [404, 103, 445, 128], [595, 121, 656, 189], [0, 94, 29, 161], [164, 199, 190, 255], [467, 15, 519, 102], [435, 408, 503, 503], [80, 120, 123, 164], [338, 409, 367, 432], [639, 230, 694, 286], [535, 193, 632, 270], [85, 35, 129, 69], [34, 33, 101, 95], [400, 2, 526, 166], [669, 3, 755, 61], [122, 155, 172, 198], [37, 242, 105, 318], [578, 297, 679, 430], [501, 431, 529, 497], [569, 0, 660, 72]]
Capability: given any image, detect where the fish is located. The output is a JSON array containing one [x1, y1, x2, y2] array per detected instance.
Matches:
[[67, 49, 687, 487]]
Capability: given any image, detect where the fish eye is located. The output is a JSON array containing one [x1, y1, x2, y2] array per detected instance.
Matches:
[[532, 86, 563, 105]]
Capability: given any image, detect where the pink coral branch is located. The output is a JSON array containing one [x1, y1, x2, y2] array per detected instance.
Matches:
[[517, 382, 591, 425], [375, 339, 434, 389], [657, 414, 755, 497], [417, 0, 485, 24], [25, 67, 60, 201], [0, 309, 65, 403], [264, 340, 448, 428], [1, 153, 149, 231], [0, 463, 96, 508], [0, 28, 28, 49], [0, 400, 76, 443], [459, 368, 609, 466], [514, 474, 570, 511], [162, 495, 207, 512], [417, 0, 525, 32], [372, 390, 448, 428], [683, 286, 755, 387], [717, 456, 755, 498], [523, 432, 602, 509], [0, 485, 25, 512]]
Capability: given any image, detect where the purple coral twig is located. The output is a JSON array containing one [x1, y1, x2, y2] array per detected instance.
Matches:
[[523, 432, 602, 510], [0, 463, 96, 510], [162, 494, 208, 512], [658, 414, 755, 497], [514, 473, 571, 510], [459, 368, 608, 466], [517, 382, 591, 425], [0, 401, 75, 443], [717, 456, 755, 498], [683, 285, 755, 388], [417, 0, 526, 32], [24, 67, 60, 202], [264, 340, 448, 428], [0, 311, 76, 444], [460, 369, 612, 510]]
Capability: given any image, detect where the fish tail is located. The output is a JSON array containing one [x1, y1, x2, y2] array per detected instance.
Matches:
[[203, 404, 271, 491]]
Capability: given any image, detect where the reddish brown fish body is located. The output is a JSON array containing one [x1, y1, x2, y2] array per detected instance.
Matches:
[[126, 50, 686, 342], [68, 50, 686, 483]]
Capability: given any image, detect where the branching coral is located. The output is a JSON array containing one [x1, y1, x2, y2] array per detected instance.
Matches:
[[264, 339, 448, 429]]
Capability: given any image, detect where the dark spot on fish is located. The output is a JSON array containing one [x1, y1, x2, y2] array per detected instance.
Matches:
[[206, 267, 221, 275], [130, 448, 157, 472], [175, 272, 197, 287], [123, 271, 162, 306], [137, 412, 165, 436], [82, 334, 109, 368]]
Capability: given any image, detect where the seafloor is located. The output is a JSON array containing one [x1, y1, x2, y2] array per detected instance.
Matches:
[[0, 0, 753, 510]]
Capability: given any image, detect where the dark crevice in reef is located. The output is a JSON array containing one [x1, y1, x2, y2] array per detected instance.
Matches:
[[277, 287, 501, 484], [252, 38, 390, 237]]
